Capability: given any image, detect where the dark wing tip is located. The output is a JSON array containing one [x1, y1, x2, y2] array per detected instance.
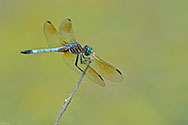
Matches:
[[116, 69, 122, 75], [47, 21, 52, 24], [98, 74, 104, 81], [98, 74, 105, 87], [116, 69, 124, 82], [68, 18, 71, 22], [20, 50, 32, 54]]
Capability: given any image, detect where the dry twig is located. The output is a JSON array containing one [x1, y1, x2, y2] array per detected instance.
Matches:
[[54, 53, 95, 125]]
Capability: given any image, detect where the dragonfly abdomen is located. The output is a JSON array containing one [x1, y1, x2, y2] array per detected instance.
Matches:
[[21, 48, 59, 54]]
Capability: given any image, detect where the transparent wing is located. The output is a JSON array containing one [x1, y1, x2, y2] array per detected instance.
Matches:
[[43, 21, 67, 48], [63, 52, 105, 87], [91, 56, 123, 82], [59, 18, 76, 43], [87, 66, 105, 87]]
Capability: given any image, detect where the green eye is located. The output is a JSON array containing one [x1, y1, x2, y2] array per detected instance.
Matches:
[[85, 46, 92, 56]]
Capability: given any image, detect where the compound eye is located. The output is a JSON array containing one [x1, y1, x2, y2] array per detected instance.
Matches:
[[85, 46, 92, 56]]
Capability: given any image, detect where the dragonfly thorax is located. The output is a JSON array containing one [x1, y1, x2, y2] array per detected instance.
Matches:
[[83, 45, 93, 56]]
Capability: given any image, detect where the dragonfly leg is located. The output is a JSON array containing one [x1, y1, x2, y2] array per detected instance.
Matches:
[[75, 54, 84, 72], [80, 54, 89, 64], [80, 54, 87, 64], [80, 54, 83, 64]]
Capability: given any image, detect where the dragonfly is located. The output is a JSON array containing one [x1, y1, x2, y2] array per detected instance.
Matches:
[[21, 18, 123, 86]]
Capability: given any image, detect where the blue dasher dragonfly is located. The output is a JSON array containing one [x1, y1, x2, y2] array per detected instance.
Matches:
[[21, 18, 123, 86]]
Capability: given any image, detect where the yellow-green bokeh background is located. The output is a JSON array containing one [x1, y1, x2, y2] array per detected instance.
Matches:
[[1, 0, 188, 124]]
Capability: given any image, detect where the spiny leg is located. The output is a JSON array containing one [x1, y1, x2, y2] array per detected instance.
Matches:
[[80, 54, 87, 64], [75, 54, 84, 72], [80, 54, 83, 64]]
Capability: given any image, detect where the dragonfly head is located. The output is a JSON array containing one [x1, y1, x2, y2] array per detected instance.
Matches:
[[83, 45, 93, 56]]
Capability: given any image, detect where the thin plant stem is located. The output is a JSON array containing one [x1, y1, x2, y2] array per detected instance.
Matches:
[[54, 53, 95, 125]]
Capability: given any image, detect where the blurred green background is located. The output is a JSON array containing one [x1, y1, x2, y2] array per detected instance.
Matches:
[[0, 0, 188, 124]]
